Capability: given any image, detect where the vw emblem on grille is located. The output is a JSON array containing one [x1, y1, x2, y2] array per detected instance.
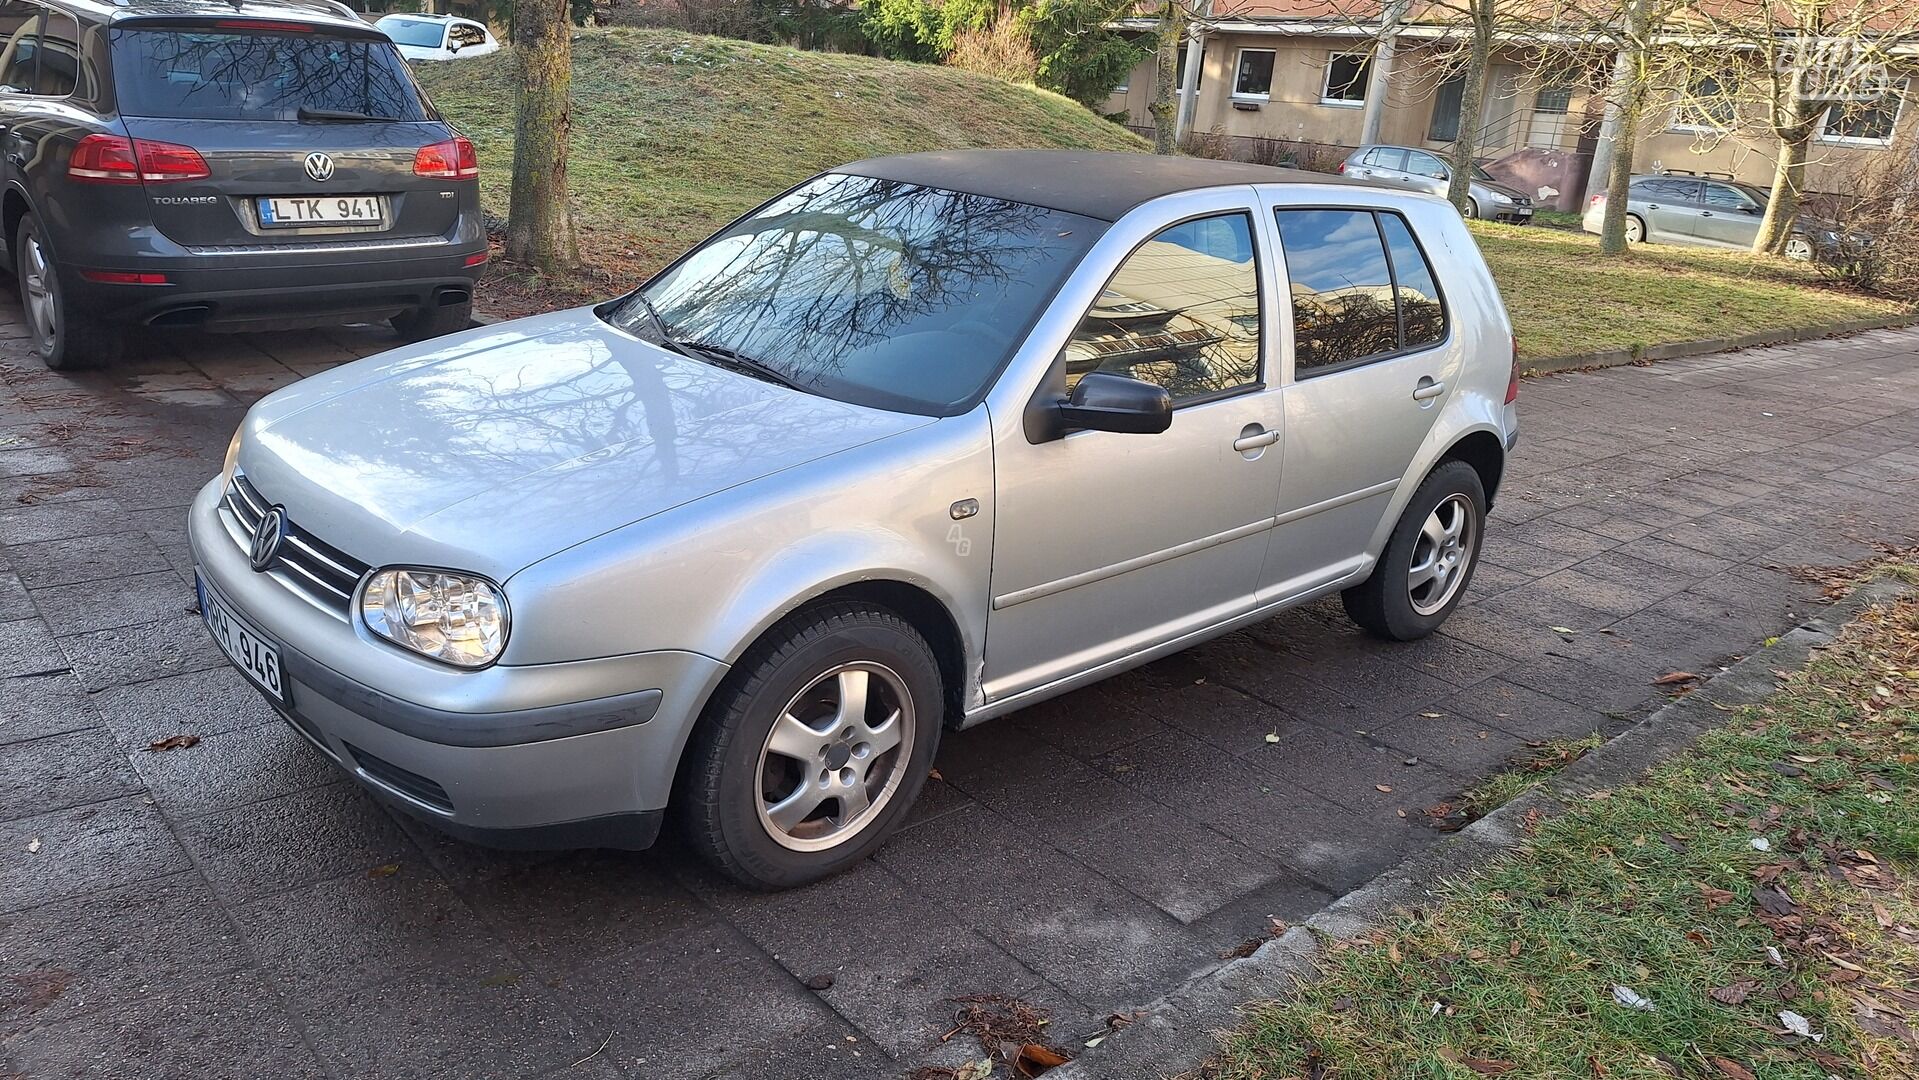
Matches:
[[249, 507, 287, 572], [303, 152, 335, 182]]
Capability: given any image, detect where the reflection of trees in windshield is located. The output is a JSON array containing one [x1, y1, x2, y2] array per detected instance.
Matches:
[[112, 29, 428, 121], [617, 174, 1102, 414]]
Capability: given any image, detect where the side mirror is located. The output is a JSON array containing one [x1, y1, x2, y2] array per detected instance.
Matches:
[[1057, 372, 1172, 435]]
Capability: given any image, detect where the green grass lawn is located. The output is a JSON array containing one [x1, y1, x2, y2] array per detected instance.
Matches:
[[1205, 569, 1919, 1080], [419, 34, 1911, 348], [1472, 221, 1909, 363]]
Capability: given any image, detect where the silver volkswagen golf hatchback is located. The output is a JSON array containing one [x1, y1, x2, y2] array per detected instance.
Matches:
[[189, 151, 1520, 889]]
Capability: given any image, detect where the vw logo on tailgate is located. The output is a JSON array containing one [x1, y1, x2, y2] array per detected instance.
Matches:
[[303, 152, 335, 182]]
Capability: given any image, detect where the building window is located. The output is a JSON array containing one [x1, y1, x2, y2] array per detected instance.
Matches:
[[1174, 42, 1200, 96], [1427, 74, 1466, 141], [1672, 72, 1738, 131], [1320, 51, 1370, 107], [1820, 85, 1904, 145], [1233, 48, 1275, 99]]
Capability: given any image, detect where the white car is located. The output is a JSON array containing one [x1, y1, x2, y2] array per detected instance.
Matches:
[[375, 14, 499, 62]]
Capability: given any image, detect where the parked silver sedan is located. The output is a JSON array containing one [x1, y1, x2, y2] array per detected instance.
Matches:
[[1581, 174, 1868, 260], [188, 151, 1519, 888], [1340, 144, 1536, 223]]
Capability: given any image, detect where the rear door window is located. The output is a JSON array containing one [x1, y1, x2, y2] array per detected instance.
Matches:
[[1274, 208, 1449, 373], [1631, 178, 1703, 204], [109, 26, 432, 121], [1368, 147, 1407, 171], [0, 0, 42, 93], [449, 22, 487, 48]]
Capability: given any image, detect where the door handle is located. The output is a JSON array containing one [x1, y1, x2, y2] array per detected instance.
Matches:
[[1412, 377, 1446, 401], [1700, 210, 1714, 217], [1233, 426, 1280, 452], [1646, 203, 1661, 210]]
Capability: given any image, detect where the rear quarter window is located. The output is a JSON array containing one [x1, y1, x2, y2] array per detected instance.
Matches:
[[108, 26, 432, 121]]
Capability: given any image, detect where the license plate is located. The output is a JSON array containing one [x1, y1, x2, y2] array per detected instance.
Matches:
[[257, 195, 384, 227], [196, 572, 286, 703]]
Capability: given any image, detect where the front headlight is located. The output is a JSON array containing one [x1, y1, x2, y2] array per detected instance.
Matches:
[[220, 426, 242, 489], [360, 568, 508, 667], [1493, 192, 1514, 204]]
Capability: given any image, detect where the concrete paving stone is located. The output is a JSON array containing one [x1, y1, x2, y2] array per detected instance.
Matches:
[[31, 569, 194, 636], [0, 728, 143, 821], [0, 872, 252, 1027], [5, 529, 171, 589], [237, 866, 517, 998], [1432, 678, 1613, 744], [0, 797, 192, 913], [0, 498, 130, 545], [174, 784, 416, 903], [0, 671, 95, 745], [687, 859, 1046, 1057], [1657, 514, 1791, 560], [88, 665, 282, 748], [1570, 548, 1702, 600], [464, 849, 707, 973], [1500, 654, 1658, 717], [1241, 710, 1421, 797], [1013, 680, 1176, 758], [0, 969, 324, 1080], [875, 806, 1216, 1004], [1365, 709, 1537, 779], [1061, 802, 1303, 925], [0, 617, 63, 677], [559, 917, 854, 1080], [1545, 502, 1663, 542], [0, 446, 73, 478], [898, 772, 976, 832], [1525, 566, 1665, 619], [1129, 677, 1303, 755], [945, 740, 1159, 843], [129, 718, 338, 817], [0, 572, 30, 621], [57, 611, 227, 690], [1476, 534, 1585, 577]]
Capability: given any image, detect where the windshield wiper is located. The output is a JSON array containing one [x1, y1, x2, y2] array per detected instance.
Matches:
[[679, 340, 802, 391], [298, 106, 396, 122]]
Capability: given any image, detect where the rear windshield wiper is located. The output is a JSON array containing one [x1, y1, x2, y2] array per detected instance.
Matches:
[[298, 106, 396, 122]]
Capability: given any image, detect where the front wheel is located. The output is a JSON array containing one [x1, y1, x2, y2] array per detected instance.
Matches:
[[1463, 197, 1480, 220], [1343, 460, 1487, 641], [14, 215, 122, 371], [679, 603, 942, 889], [1783, 236, 1815, 262]]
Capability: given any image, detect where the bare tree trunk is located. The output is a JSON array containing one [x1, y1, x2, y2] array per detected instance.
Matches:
[[1444, 2, 1492, 213], [1599, 98, 1642, 255], [505, 0, 578, 271], [1755, 85, 1816, 256], [1149, 0, 1183, 155]]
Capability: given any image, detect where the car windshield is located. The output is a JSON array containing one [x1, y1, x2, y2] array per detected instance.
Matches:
[[378, 18, 446, 48], [607, 172, 1104, 415], [109, 27, 432, 121], [1471, 163, 1496, 182]]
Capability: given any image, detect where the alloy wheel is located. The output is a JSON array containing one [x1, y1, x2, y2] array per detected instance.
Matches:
[[1784, 237, 1815, 261], [1408, 493, 1476, 617], [1625, 217, 1644, 243], [754, 661, 915, 852], [21, 235, 56, 352]]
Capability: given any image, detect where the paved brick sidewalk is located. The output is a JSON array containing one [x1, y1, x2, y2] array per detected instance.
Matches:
[[3, 296, 1917, 1079]]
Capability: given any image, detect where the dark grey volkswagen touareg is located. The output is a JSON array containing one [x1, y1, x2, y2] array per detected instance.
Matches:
[[0, 0, 488, 369]]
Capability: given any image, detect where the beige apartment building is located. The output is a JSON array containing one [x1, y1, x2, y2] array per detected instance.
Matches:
[[1106, 1, 1915, 210]]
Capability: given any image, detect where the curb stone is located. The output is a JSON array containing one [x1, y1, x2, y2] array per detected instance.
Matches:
[[1519, 312, 1919, 377], [1051, 573, 1918, 1079]]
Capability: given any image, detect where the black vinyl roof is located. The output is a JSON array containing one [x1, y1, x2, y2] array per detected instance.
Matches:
[[836, 150, 1364, 222]]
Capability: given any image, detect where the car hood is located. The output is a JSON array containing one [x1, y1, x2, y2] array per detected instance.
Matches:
[[1476, 179, 1531, 203], [235, 307, 934, 581]]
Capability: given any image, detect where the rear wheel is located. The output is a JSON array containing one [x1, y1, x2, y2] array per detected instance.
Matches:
[[390, 298, 473, 343], [679, 603, 942, 889], [1783, 236, 1815, 261], [1343, 460, 1486, 641], [14, 215, 121, 371], [1624, 214, 1646, 244]]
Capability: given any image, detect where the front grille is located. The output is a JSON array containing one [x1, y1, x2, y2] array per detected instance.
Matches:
[[223, 473, 370, 616], [344, 742, 455, 815]]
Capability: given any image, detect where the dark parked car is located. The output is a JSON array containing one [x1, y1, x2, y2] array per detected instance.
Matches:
[[0, 0, 488, 369]]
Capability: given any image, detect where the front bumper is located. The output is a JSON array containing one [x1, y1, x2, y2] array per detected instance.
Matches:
[[187, 479, 729, 849]]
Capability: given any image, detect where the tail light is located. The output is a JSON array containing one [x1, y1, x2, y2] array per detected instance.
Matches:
[[1505, 332, 1520, 403], [68, 134, 210, 184], [80, 270, 169, 284], [1336, 160, 1346, 173], [414, 137, 478, 180], [1588, 193, 1606, 207]]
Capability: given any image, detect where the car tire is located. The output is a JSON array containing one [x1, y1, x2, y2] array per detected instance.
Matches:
[[679, 602, 942, 890], [1463, 197, 1480, 219], [1783, 236, 1815, 262], [1624, 214, 1646, 244], [1342, 460, 1487, 642], [14, 215, 122, 371], [390, 299, 473, 343]]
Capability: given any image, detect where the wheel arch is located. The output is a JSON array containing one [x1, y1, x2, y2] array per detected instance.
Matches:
[[2, 182, 34, 260], [1436, 428, 1506, 507]]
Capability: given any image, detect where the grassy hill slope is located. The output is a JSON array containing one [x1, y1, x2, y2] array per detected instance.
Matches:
[[415, 29, 1147, 311]]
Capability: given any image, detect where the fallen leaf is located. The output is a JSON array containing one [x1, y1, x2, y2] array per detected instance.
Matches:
[[26, 837, 40, 854], [1777, 1009, 1822, 1041], [1765, 946, 1786, 967], [144, 734, 201, 752], [1550, 626, 1578, 635], [1012, 1043, 1070, 1076], [955, 1059, 995, 1080], [1752, 884, 1797, 916], [805, 973, 834, 991], [1710, 979, 1760, 1005], [1419, 711, 1445, 718], [928, 767, 944, 782], [1710, 1058, 1756, 1080], [1653, 671, 1699, 686], [1700, 885, 1737, 909], [1749, 837, 1771, 851], [367, 863, 400, 879], [1375, 784, 1393, 793], [1388, 940, 1401, 963], [1264, 732, 1280, 744]]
